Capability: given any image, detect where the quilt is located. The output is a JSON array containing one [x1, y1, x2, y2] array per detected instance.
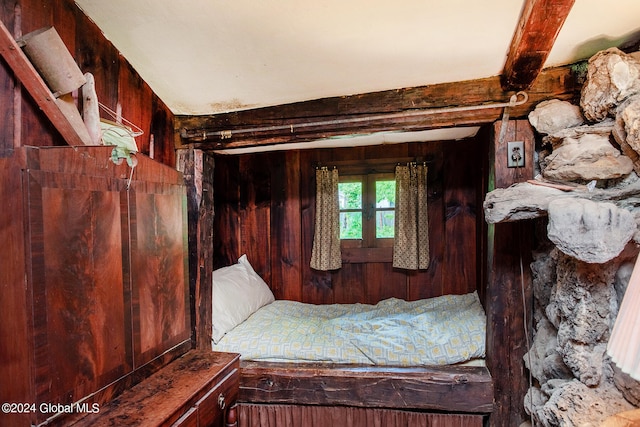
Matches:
[[213, 291, 486, 366]]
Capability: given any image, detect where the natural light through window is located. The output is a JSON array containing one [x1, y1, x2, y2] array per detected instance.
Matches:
[[338, 180, 362, 239], [338, 175, 395, 244], [375, 180, 395, 238]]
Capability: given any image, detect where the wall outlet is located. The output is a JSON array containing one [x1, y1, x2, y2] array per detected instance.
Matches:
[[507, 141, 525, 168]]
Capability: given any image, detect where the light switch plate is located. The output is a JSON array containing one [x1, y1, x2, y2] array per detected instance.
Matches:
[[507, 141, 524, 168]]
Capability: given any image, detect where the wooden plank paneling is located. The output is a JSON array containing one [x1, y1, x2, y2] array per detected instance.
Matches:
[[0, 158, 31, 427], [118, 56, 153, 156], [213, 136, 483, 305], [333, 263, 366, 304], [239, 154, 272, 284], [212, 154, 240, 268], [0, 0, 175, 163], [271, 150, 303, 301], [444, 138, 480, 295]]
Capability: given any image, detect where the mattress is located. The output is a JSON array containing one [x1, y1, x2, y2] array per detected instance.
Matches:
[[213, 291, 486, 366]]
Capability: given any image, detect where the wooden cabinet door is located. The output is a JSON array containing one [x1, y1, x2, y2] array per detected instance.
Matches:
[[25, 168, 132, 422], [19, 147, 191, 424], [127, 157, 191, 367]]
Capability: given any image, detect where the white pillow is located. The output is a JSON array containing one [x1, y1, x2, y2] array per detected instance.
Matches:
[[211, 254, 275, 343]]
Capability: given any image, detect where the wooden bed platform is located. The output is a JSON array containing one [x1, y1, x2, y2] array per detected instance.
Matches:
[[237, 360, 494, 425]]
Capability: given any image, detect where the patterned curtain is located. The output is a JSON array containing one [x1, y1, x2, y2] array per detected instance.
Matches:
[[310, 167, 341, 270], [393, 163, 430, 270]]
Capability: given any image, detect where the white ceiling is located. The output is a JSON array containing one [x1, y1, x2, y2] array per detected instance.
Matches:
[[74, 0, 640, 117]]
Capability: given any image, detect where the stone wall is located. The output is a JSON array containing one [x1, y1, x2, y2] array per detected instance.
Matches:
[[525, 243, 639, 426], [486, 48, 640, 426]]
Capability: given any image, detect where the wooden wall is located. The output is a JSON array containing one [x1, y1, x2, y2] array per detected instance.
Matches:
[[0, 2, 179, 426], [213, 135, 487, 305], [0, 0, 175, 165]]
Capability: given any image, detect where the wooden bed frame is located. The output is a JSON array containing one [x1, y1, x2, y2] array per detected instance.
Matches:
[[235, 360, 494, 426]]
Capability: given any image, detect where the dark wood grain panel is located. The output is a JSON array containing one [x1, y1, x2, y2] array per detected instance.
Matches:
[[130, 188, 190, 366], [333, 263, 365, 304], [0, 159, 32, 427], [407, 141, 445, 300], [25, 168, 129, 422], [238, 153, 272, 285], [444, 138, 480, 295], [270, 150, 303, 301], [365, 263, 408, 302]]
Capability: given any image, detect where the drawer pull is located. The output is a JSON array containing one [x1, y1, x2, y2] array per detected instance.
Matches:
[[218, 392, 226, 410]]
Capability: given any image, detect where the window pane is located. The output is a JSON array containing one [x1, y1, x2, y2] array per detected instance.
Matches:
[[375, 180, 395, 238], [338, 182, 362, 209], [340, 212, 362, 239], [375, 180, 395, 207], [376, 211, 394, 238]]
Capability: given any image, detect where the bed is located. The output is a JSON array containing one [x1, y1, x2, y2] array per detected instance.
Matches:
[[211, 255, 494, 426]]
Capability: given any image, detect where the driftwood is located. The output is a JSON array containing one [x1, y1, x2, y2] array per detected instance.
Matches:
[[483, 178, 640, 224]]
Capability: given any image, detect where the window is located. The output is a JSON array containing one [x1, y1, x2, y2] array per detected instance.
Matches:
[[329, 158, 418, 263], [338, 173, 395, 249]]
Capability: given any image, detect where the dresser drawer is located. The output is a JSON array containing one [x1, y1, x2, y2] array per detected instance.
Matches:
[[171, 407, 198, 427], [196, 368, 239, 427]]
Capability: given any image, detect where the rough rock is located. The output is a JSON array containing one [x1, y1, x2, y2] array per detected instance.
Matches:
[[524, 316, 573, 385], [524, 386, 549, 422], [613, 94, 640, 174], [551, 253, 617, 344], [529, 99, 585, 135], [547, 198, 635, 263], [484, 175, 640, 229], [617, 95, 640, 154], [542, 132, 633, 182], [559, 341, 606, 386], [543, 119, 615, 151], [581, 47, 640, 122], [534, 380, 635, 427], [483, 183, 567, 223], [614, 261, 635, 309], [531, 248, 558, 308], [521, 45, 640, 427], [613, 364, 640, 407]]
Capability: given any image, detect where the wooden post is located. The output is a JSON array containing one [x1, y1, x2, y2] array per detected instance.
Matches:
[[485, 119, 535, 427], [177, 148, 215, 350]]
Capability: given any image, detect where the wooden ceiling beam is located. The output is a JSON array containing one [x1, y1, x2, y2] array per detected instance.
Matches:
[[175, 64, 580, 151], [501, 0, 575, 91]]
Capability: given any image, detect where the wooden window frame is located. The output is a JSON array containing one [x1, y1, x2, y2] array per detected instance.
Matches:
[[328, 157, 414, 263]]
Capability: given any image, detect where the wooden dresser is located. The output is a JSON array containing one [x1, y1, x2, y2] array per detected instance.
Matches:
[[71, 351, 240, 427]]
